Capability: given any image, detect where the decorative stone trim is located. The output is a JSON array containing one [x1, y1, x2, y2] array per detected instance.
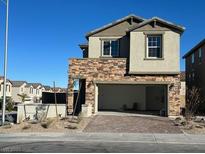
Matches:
[[68, 58, 181, 116]]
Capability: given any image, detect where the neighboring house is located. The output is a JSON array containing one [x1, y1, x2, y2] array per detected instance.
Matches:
[[180, 71, 186, 109], [53, 87, 67, 93], [0, 76, 12, 98], [183, 38, 205, 111], [68, 14, 185, 117], [24, 83, 34, 102], [11, 81, 28, 103], [29, 83, 42, 103], [43, 85, 53, 92]]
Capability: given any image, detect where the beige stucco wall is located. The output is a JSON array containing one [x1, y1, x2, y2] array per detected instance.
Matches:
[[0, 80, 12, 97], [88, 36, 128, 58], [97, 84, 146, 111], [129, 31, 180, 73], [11, 83, 27, 103]]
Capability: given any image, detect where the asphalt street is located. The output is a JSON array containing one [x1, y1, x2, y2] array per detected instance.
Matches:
[[0, 133, 205, 152]]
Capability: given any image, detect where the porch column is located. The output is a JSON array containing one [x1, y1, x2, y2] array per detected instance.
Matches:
[[67, 76, 74, 114]]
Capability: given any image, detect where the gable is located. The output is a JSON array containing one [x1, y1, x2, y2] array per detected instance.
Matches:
[[128, 17, 185, 35], [133, 21, 171, 31], [86, 14, 144, 38], [132, 21, 182, 34], [92, 19, 140, 37]]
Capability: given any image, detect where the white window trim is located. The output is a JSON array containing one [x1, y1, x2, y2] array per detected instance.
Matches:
[[146, 35, 162, 59], [101, 39, 120, 57]]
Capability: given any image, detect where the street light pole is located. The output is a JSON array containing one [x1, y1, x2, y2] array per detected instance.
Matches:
[[2, 0, 9, 126]]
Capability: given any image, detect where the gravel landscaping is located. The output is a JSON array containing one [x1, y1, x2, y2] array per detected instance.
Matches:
[[0, 117, 90, 133]]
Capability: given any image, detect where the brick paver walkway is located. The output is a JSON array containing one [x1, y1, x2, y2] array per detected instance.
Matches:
[[83, 115, 182, 133]]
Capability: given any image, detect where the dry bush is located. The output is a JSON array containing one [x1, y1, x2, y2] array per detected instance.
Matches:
[[185, 86, 202, 121]]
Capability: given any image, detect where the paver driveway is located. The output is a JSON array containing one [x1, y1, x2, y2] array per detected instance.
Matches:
[[83, 115, 182, 133]]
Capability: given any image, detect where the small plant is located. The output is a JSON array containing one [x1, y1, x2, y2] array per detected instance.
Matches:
[[17, 93, 30, 103]]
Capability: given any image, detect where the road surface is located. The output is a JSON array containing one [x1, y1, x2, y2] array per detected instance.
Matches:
[[0, 133, 205, 152]]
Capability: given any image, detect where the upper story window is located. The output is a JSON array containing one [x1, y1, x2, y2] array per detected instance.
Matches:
[[30, 87, 33, 94], [199, 48, 202, 63], [6, 85, 10, 92], [102, 40, 119, 57], [191, 53, 195, 64], [147, 35, 162, 58]]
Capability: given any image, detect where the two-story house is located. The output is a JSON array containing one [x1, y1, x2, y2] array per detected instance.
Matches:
[[183, 39, 205, 111], [11, 81, 27, 103], [31, 83, 43, 103], [68, 14, 185, 117], [0, 76, 12, 98]]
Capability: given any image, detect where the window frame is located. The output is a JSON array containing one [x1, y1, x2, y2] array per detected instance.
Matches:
[[101, 39, 120, 57], [199, 48, 202, 63], [191, 53, 195, 64], [146, 35, 163, 59]]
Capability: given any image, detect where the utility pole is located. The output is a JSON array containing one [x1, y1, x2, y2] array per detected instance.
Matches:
[[1, 0, 9, 126]]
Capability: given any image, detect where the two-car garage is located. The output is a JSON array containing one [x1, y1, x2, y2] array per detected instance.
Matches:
[[96, 83, 168, 116]]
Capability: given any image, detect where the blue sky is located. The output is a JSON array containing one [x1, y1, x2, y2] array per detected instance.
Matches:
[[0, 0, 204, 88]]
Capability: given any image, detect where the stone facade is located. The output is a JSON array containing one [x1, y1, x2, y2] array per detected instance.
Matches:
[[68, 58, 181, 116]]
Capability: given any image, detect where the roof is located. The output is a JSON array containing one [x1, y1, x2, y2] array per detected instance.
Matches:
[[11, 81, 27, 87], [79, 43, 88, 50], [25, 83, 33, 88], [85, 14, 145, 38], [183, 38, 205, 58], [43, 85, 52, 90], [0, 76, 12, 83], [127, 17, 185, 34], [180, 71, 186, 81], [30, 83, 42, 88]]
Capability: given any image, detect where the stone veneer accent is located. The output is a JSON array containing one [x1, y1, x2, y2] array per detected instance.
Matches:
[[68, 58, 181, 116]]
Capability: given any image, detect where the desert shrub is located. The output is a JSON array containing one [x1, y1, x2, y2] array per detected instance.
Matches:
[[0, 97, 14, 112], [185, 86, 202, 121]]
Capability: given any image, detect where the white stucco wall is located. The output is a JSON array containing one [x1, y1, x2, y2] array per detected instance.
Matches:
[[17, 104, 66, 123], [129, 31, 180, 73]]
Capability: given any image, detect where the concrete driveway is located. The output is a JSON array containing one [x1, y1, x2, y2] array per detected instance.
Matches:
[[83, 114, 182, 133]]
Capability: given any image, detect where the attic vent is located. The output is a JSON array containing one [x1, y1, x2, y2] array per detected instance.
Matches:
[[130, 17, 134, 25], [153, 20, 157, 28]]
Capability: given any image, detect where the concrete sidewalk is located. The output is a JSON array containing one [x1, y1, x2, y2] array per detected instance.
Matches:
[[0, 132, 205, 145]]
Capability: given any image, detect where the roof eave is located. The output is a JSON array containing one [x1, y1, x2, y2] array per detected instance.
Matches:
[[183, 39, 205, 59], [85, 14, 145, 39], [127, 17, 185, 35]]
